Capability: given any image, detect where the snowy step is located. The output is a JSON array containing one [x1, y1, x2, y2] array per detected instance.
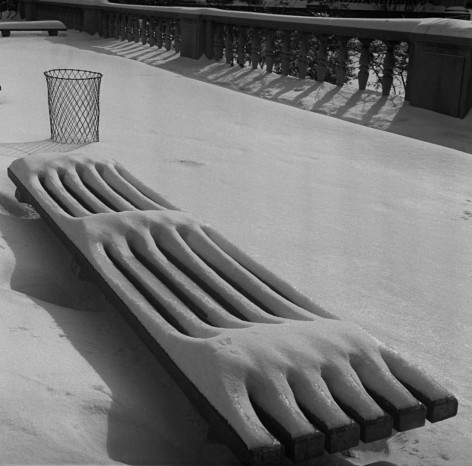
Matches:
[[0, 20, 67, 37], [8, 153, 458, 465]]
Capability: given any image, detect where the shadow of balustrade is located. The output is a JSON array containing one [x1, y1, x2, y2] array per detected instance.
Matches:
[[59, 33, 472, 155]]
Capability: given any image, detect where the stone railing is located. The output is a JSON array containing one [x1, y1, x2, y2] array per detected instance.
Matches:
[[20, 0, 472, 118]]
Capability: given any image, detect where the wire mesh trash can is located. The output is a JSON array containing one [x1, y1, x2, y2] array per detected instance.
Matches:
[[44, 69, 103, 144]]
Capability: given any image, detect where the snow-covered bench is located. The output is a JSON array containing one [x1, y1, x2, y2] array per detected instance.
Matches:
[[0, 20, 67, 37], [8, 153, 458, 465]]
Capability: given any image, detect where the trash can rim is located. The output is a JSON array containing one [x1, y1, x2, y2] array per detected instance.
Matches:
[[44, 68, 103, 81]]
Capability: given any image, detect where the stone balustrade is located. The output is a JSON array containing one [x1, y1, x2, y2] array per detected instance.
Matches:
[[20, 0, 472, 117]]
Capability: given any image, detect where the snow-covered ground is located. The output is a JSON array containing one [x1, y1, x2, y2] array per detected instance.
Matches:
[[1, 29, 471, 465]]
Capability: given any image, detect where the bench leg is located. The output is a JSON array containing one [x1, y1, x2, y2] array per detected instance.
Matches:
[[1, 31, 11, 37], [48, 30, 58, 37]]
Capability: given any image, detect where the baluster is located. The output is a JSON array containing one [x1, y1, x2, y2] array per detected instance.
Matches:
[[99, 11, 107, 38], [358, 38, 372, 90], [156, 19, 164, 49], [382, 41, 396, 96], [298, 32, 308, 79], [214, 23, 224, 60], [126, 16, 133, 41], [316, 35, 328, 82], [336, 37, 349, 86], [225, 25, 234, 65], [134, 16, 140, 43], [107, 13, 114, 39], [165, 20, 172, 50], [237, 27, 246, 67], [251, 28, 260, 70], [141, 18, 148, 45], [281, 31, 290, 76], [149, 17, 156, 47], [265, 29, 275, 73], [174, 20, 181, 52], [113, 15, 120, 40], [120, 15, 126, 41], [77, 9, 83, 31]]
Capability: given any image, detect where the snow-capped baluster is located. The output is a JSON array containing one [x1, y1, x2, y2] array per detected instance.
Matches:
[[251, 28, 260, 70], [264, 29, 275, 73], [382, 41, 396, 96], [316, 35, 328, 83], [358, 38, 372, 90], [336, 36, 349, 86]]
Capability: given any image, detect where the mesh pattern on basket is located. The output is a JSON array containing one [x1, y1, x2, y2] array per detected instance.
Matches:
[[44, 69, 103, 144]]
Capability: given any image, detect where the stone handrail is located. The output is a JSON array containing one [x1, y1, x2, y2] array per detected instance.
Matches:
[[21, 0, 472, 117]]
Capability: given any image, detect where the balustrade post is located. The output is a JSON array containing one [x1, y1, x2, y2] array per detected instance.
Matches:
[[214, 24, 224, 61], [408, 21, 472, 118], [336, 37, 349, 86], [179, 15, 206, 59], [205, 20, 215, 59], [82, 6, 99, 35], [265, 29, 275, 73], [381, 41, 395, 96], [298, 32, 308, 79], [316, 35, 328, 83], [358, 38, 371, 91], [23, 0, 35, 20]]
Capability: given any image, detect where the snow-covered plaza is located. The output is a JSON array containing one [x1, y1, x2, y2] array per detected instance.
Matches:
[[1, 29, 471, 465]]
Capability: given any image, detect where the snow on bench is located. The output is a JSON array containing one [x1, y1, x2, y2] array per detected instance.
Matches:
[[8, 153, 458, 465], [0, 20, 67, 37]]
